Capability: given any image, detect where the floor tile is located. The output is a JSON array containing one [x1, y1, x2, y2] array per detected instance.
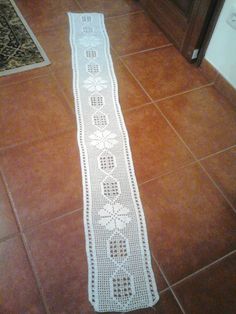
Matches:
[[202, 147, 236, 208], [114, 58, 151, 110], [154, 290, 183, 314], [126, 290, 183, 313], [78, 0, 142, 17], [0, 236, 45, 313], [200, 58, 219, 83], [25, 211, 94, 314], [215, 73, 236, 107], [16, 0, 78, 17], [158, 86, 236, 158], [36, 26, 71, 70], [1, 132, 83, 229], [152, 257, 168, 292], [0, 75, 74, 148], [0, 175, 18, 240], [106, 12, 169, 56], [52, 65, 74, 110], [0, 67, 50, 88], [140, 164, 236, 284], [122, 46, 208, 100], [124, 104, 193, 183], [174, 252, 236, 314], [16, 0, 80, 34]]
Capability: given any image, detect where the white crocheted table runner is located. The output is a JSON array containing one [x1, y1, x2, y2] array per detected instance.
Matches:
[[68, 13, 159, 312]]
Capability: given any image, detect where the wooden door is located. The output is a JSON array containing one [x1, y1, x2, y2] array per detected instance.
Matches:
[[140, 0, 224, 62]]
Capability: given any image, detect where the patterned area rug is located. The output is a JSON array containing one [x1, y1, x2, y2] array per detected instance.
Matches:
[[0, 0, 50, 76], [69, 13, 159, 312]]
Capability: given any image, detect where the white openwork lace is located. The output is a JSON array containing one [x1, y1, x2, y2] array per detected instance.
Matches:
[[68, 13, 159, 312]]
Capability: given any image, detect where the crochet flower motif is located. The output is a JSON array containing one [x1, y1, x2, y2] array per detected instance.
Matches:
[[98, 203, 131, 231], [83, 77, 107, 92], [89, 130, 118, 149], [79, 35, 100, 47]]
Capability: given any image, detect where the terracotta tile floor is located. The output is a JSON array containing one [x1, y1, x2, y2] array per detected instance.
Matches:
[[0, 1, 235, 313]]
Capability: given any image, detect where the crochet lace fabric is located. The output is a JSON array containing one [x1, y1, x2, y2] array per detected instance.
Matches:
[[68, 13, 159, 312]]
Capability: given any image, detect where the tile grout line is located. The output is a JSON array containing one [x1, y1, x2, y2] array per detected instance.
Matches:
[[0, 71, 50, 88], [73, 0, 84, 11], [153, 102, 236, 215], [114, 43, 235, 313], [0, 127, 76, 153], [118, 49, 234, 215], [198, 144, 236, 161], [123, 101, 153, 113], [119, 55, 214, 111], [49, 69, 76, 116], [0, 231, 20, 244], [0, 171, 83, 237], [104, 10, 145, 20], [153, 82, 214, 103], [25, 207, 83, 233], [169, 250, 236, 289], [0, 170, 51, 314], [197, 160, 236, 214], [154, 102, 197, 159], [0, 206, 82, 238], [121, 57, 236, 304], [119, 43, 173, 58], [152, 249, 236, 311], [74, 0, 144, 19], [139, 160, 197, 187], [118, 57, 152, 102], [151, 255, 186, 314], [121, 60, 236, 214]]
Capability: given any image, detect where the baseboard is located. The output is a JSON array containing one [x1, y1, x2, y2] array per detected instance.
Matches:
[[215, 75, 236, 107], [200, 59, 236, 106], [200, 59, 219, 83]]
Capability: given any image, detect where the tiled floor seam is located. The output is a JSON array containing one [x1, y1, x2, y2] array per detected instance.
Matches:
[[198, 161, 236, 214], [49, 69, 76, 116], [119, 56, 214, 107], [198, 144, 236, 162], [104, 10, 145, 20], [118, 54, 236, 225], [170, 250, 236, 290], [118, 57, 152, 101], [119, 43, 173, 58], [0, 231, 20, 245], [0, 207, 83, 243], [0, 171, 51, 314], [139, 160, 197, 187], [153, 82, 214, 103], [0, 71, 50, 88], [24, 207, 83, 233], [153, 103, 236, 214], [121, 60, 236, 221], [0, 127, 76, 153], [123, 101, 153, 113], [153, 103, 196, 157], [151, 255, 186, 314], [75, 1, 144, 19], [73, 0, 84, 11], [152, 250, 236, 312], [21, 233, 51, 314]]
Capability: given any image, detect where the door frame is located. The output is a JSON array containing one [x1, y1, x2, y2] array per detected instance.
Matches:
[[139, 0, 225, 65], [196, 0, 225, 65]]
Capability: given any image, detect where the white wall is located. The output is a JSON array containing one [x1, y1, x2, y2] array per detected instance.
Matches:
[[205, 0, 236, 88]]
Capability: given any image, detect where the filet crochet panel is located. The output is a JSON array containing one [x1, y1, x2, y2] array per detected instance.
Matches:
[[69, 13, 159, 312]]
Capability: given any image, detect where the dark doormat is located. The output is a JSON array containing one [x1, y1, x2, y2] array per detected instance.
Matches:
[[0, 0, 50, 77]]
